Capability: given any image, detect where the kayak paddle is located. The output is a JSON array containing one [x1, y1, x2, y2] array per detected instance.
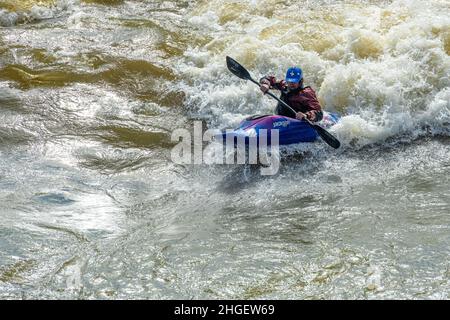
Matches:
[[226, 56, 340, 149]]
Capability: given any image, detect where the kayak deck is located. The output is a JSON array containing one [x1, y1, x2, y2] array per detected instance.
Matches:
[[217, 112, 340, 146]]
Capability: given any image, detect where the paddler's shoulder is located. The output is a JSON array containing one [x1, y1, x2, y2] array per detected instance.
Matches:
[[299, 86, 317, 95]]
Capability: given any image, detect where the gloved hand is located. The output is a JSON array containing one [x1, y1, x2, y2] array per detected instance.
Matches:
[[259, 78, 270, 94], [296, 111, 317, 122], [305, 111, 317, 122]]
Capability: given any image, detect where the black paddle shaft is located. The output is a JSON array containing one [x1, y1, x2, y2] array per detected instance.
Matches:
[[225, 56, 340, 149]]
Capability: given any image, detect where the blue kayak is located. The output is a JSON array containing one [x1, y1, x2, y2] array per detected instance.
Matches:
[[217, 112, 340, 145]]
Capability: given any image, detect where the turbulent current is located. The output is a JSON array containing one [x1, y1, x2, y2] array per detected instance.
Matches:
[[0, 0, 449, 299]]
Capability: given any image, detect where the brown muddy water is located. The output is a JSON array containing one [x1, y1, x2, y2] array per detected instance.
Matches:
[[0, 0, 449, 299]]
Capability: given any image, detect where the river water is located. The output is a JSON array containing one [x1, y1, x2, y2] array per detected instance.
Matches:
[[0, 0, 449, 299]]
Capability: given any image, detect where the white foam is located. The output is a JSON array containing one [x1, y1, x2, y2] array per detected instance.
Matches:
[[30, 5, 54, 20], [331, 114, 396, 148], [176, 0, 450, 148], [421, 88, 450, 133], [0, 0, 79, 26], [188, 10, 221, 31], [0, 9, 19, 26], [66, 10, 90, 29]]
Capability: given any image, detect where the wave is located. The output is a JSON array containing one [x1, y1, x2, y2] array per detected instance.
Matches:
[[0, 0, 78, 26], [177, 0, 450, 148]]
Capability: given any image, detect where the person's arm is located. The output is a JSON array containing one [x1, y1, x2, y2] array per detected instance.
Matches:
[[303, 109, 323, 122], [295, 88, 323, 122], [259, 76, 286, 93]]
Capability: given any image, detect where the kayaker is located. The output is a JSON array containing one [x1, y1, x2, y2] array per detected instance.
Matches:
[[259, 67, 323, 122]]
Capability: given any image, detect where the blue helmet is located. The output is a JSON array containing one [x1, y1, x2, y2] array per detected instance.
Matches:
[[285, 67, 303, 83]]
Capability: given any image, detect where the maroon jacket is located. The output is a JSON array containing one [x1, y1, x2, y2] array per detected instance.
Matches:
[[261, 76, 323, 121]]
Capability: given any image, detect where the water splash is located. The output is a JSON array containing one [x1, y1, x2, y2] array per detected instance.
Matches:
[[177, 0, 450, 148]]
